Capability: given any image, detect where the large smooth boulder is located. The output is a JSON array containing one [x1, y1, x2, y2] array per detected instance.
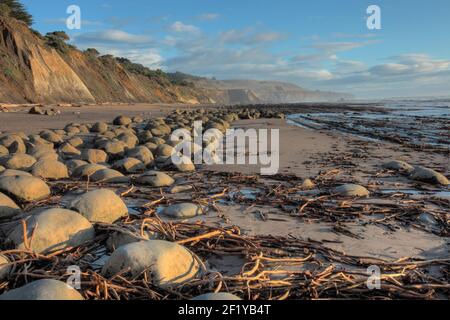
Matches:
[[0, 254, 10, 280], [8, 208, 95, 254], [171, 155, 195, 172], [192, 293, 241, 300], [59, 143, 81, 157], [81, 149, 108, 164], [113, 158, 145, 173], [0, 192, 21, 219], [0, 176, 50, 202], [0, 279, 83, 300], [0, 154, 36, 171], [0, 134, 26, 154], [410, 166, 449, 186], [69, 189, 128, 224], [102, 240, 200, 288], [72, 163, 108, 178], [0, 145, 9, 156], [65, 160, 88, 174], [104, 140, 127, 158], [91, 122, 108, 133], [32, 160, 69, 180], [113, 115, 132, 126], [332, 184, 370, 197], [136, 171, 174, 187], [89, 168, 130, 183], [162, 203, 202, 219], [382, 160, 414, 173], [127, 146, 154, 166], [0, 169, 32, 177]]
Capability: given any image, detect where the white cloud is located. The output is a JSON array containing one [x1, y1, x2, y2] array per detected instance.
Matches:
[[74, 30, 152, 45], [169, 21, 200, 34], [219, 28, 284, 45]]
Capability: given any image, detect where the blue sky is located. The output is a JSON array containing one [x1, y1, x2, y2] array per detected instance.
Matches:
[[22, 0, 450, 98]]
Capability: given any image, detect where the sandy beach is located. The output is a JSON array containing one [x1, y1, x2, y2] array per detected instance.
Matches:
[[0, 103, 449, 299]]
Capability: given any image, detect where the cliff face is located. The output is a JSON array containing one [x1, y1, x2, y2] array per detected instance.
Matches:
[[0, 17, 211, 104], [0, 17, 352, 105]]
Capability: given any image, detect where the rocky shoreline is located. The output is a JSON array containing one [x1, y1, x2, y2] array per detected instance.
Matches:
[[0, 106, 449, 300]]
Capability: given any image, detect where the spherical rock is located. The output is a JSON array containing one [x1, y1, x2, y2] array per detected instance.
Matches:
[[102, 240, 200, 288], [81, 149, 108, 164], [192, 293, 241, 300], [32, 160, 69, 180], [69, 189, 128, 224], [0, 154, 36, 171], [8, 208, 95, 254], [0, 254, 11, 280], [113, 158, 145, 173], [0, 145, 8, 156], [162, 203, 202, 219], [104, 140, 127, 158], [300, 179, 316, 190], [0, 169, 32, 177], [382, 160, 414, 173], [136, 171, 174, 187], [59, 142, 81, 158], [89, 168, 130, 183], [0, 279, 83, 300], [156, 144, 174, 157], [410, 166, 449, 185], [172, 155, 195, 172], [0, 175, 50, 202], [106, 230, 157, 251], [72, 163, 108, 178], [113, 115, 132, 126], [0, 192, 21, 219], [127, 146, 154, 166], [332, 184, 370, 197], [91, 122, 108, 133]]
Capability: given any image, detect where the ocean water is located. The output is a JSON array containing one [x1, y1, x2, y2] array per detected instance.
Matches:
[[287, 100, 450, 149]]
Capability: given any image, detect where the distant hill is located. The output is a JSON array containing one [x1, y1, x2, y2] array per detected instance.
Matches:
[[168, 73, 353, 104], [0, 16, 352, 105]]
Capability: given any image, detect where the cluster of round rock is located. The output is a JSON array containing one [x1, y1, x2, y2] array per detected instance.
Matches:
[[0, 108, 285, 300]]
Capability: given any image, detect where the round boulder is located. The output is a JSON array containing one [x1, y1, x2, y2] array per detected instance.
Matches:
[[72, 163, 108, 178], [8, 208, 95, 254], [382, 160, 414, 173], [0, 154, 36, 171], [81, 149, 108, 164], [136, 171, 174, 187], [113, 158, 145, 173], [89, 168, 130, 183], [113, 115, 132, 126], [91, 122, 108, 133], [69, 189, 128, 224], [192, 293, 241, 300], [410, 166, 449, 186], [0, 175, 51, 202], [332, 184, 370, 197], [102, 240, 200, 288], [162, 203, 203, 219], [0, 169, 32, 177], [0, 254, 11, 280], [32, 160, 69, 180], [0, 279, 83, 300], [0, 192, 21, 219]]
